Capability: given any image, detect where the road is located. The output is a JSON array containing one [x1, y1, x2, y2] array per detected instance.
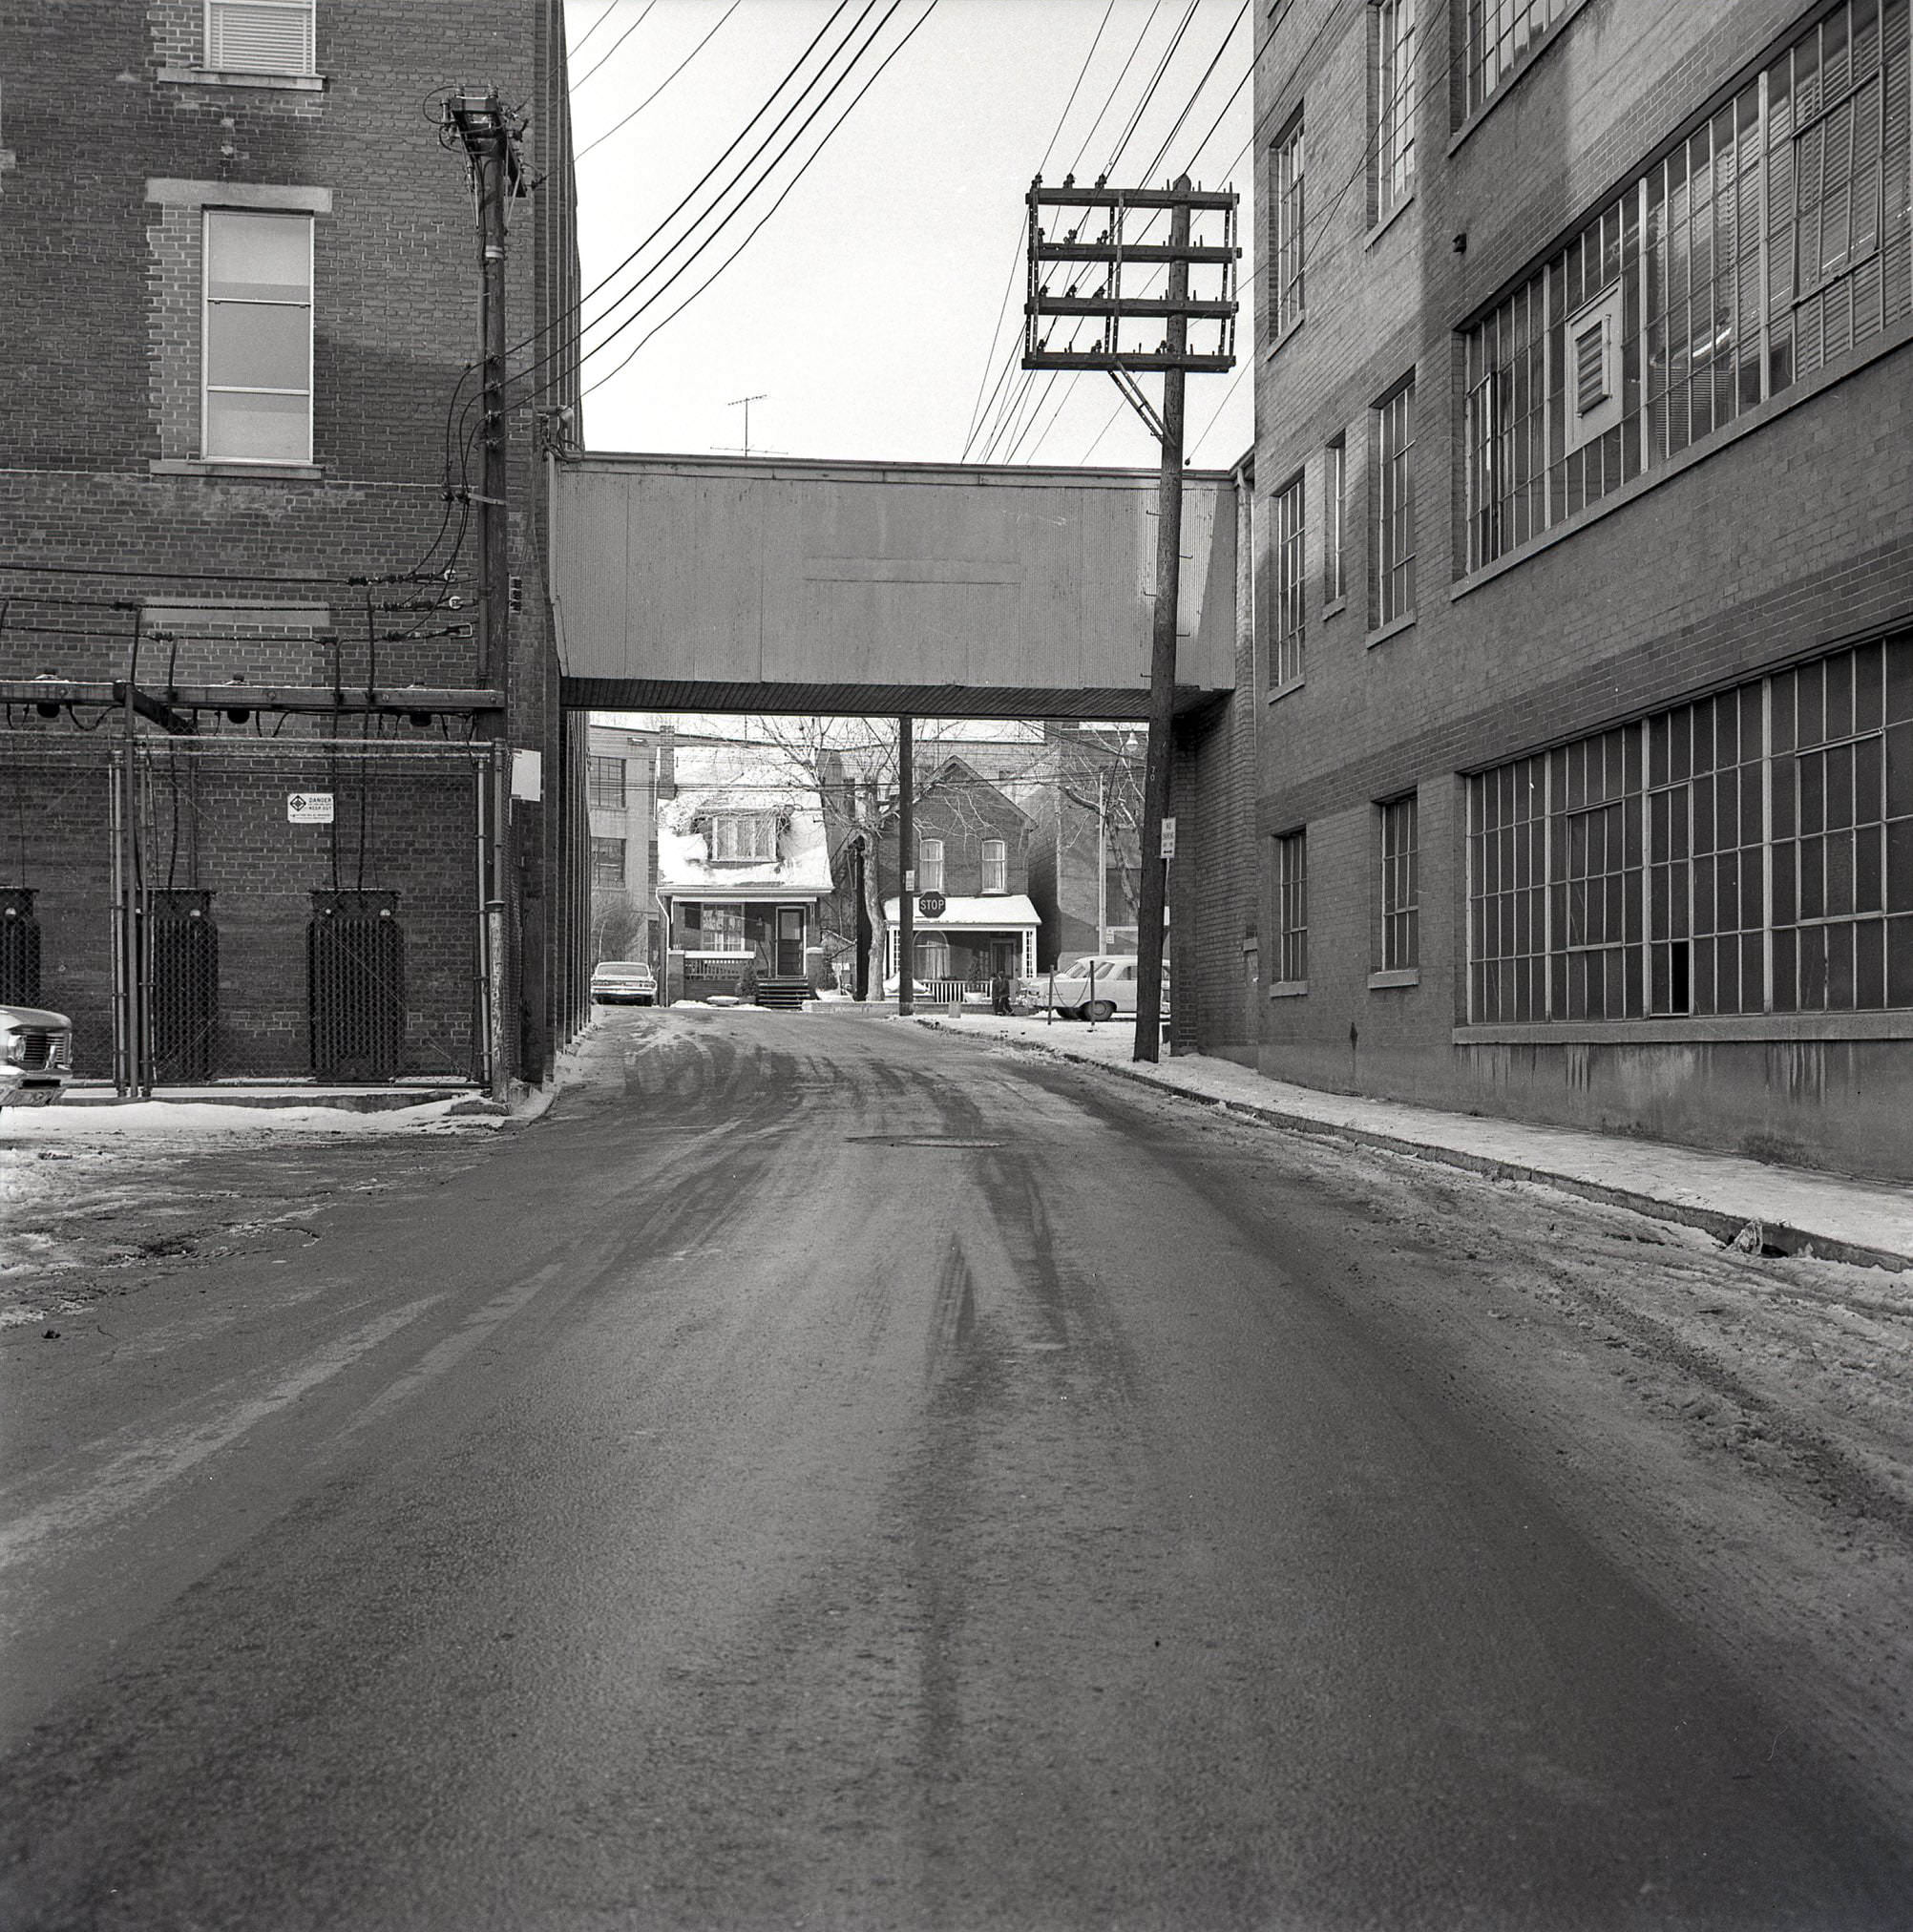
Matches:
[[3, 1008, 1911, 1929]]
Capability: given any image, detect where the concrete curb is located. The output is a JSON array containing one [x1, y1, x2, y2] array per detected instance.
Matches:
[[918, 1019, 1913, 1275]]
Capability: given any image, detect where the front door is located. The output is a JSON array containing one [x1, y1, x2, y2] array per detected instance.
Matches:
[[777, 907, 804, 977]]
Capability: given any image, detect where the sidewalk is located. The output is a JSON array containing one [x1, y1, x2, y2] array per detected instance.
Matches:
[[909, 1011, 1913, 1273]]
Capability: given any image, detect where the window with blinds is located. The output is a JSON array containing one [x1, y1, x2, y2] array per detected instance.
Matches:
[[206, 0, 315, 74]]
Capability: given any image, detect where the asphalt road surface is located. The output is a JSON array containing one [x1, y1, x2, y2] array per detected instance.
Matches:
[[3, 1010, 1911, 1930]]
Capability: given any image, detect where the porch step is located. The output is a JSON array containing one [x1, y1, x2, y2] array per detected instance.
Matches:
[[755, 977, 811, 1011]]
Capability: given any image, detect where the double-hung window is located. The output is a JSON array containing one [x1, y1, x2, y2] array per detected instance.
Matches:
[[1272, 473, 1306, 690], [918, 838, 945, 892], [588, 755, 626, 810], [1374, 0, 1416, 221], [1463, 1, 1566, 118], [1373, 374, 1416, 626], [206, 0, 316, 74], [980, 839, 1008, 893], [1274, 831, 1309, 983], [1378, 795, 1419, 972], [1323, 436, 1346, 604], [203, 209, 313, 463], [1271, 116, 1305, 337]]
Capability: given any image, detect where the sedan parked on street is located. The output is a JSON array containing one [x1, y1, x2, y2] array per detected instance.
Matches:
[[0, 1004, 74, 1105], [1041, 956, 1167, 1022], [590, 960, 657, 1005]]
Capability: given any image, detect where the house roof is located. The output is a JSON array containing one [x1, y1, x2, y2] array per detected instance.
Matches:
[[658, 801, 833, 894], [881, 894, 1041, 931]]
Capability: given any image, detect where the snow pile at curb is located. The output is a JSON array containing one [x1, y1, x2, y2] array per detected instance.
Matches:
[[0, 1097, 482, 1143]]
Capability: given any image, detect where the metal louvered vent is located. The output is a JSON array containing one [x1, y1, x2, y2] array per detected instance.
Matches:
[[207, 0, 314, 74], [308, 891, 405, 1082]]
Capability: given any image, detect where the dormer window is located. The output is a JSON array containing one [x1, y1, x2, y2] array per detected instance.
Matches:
[[709, 812, 775, 862]]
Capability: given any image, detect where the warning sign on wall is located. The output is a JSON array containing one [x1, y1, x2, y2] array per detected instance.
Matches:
[[287, 792, 335, 825]]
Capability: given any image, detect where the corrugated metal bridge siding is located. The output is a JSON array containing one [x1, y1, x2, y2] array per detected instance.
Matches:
[[551, 454, 1237, 721]]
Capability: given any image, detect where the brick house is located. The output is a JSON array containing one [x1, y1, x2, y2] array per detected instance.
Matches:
[[879, 757, 1041, 992], [1, 0, 582, 1087], [1228, 0, 1913, 1177]]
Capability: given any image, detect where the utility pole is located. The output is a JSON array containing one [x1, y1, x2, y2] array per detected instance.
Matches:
[[897, 714, 914, 1017], [446, 88, 529, 1097], [1022, 175, 1238, 1063]]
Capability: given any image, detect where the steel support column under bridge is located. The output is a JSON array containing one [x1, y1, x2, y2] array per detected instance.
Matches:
[[550, 453, 1237, 721]]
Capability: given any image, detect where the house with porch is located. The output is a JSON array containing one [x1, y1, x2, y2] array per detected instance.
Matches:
[[879, 757, 1040, 998], [656, 746, 831, 1006]]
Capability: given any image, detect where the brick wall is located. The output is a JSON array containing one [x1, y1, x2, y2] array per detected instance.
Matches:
[[1228, 0, 1913, 1176]]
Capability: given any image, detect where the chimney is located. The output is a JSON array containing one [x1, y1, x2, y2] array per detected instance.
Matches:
[[657, 724, 677, 800]]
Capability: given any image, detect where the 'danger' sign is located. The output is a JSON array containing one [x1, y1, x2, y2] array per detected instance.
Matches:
[[287, 792, 335, 825]]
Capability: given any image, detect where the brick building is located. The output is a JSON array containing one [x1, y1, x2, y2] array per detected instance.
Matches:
[[1, 0, 583, 1088], [1230, 0, 1913, 1176], [586, 723, 663, 969], [878, 756, 1041, 991]]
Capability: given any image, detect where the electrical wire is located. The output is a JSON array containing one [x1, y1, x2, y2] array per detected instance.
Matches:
[[569, 0, 658, 91], [1064, 0, 1168, 180], [1134, 0, 1250, 183], [576, 0, 743, 161], [1102, 0, 1202, 178], [578, 1, 939, 403]]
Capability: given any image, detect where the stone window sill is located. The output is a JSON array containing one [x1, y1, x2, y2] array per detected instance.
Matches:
[[1270, 979, 1309, 998], [1268, 674, 1305, 704], [1364, 190, 1416, 251], [1322, 595, 1347, 620], [1364, 611, 1416, 650], [1265, 314, 1305, 361], [157, 66, 327, 92], [1454, 1012, 1913, 1046], [1369, 967, 1420, 990], [151, 458, 324, 482]]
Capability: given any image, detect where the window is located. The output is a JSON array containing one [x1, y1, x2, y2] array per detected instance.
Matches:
[[1374, 0, 1417, 221], [1274, 830, 1309, 982], [1462, 0, 1908, 573], [917, 838, 945, 892], [915, 934, 951, 979], [1323, 436, 1346, 603], [980, 839, 1008, 893], [1378, 794, 1419, 971], [708, 812, 775, 861], [1373, 375, 1416, 626], [1467, 637, 1913, 1021], [588, 755, 625, 810], [206, 0, 316, 74], [699, 904, 746, 951], [203, 209, 312, 463], [1271, 474, 1306, 690], [590, 837, 625, 888], [1271, 116, 1305, 337], [1463, 0, 1566, 117]]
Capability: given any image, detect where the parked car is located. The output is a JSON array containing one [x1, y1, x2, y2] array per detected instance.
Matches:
[[590, 960, 657, 1005], [1041, 955, 1168, 1022], [0, 1004, 74, 1105]]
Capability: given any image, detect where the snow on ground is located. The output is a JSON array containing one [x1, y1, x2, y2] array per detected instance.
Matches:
[[909, 1011, 1913, 1269], [0, 1097, 481, 1140]]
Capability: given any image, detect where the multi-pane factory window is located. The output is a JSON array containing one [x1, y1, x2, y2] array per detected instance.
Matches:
[[1462, 0, 1909, 573], [1271, 116, 1306, 337], [1462, 0, 1566, 117], [1378, 794, 1419, 971], [1323, 436, 1346, 603], [1467, 636, 1913, 1020], [588, 755, 625, 810], [1272, 473, 1306, 690], [1374, 0, 1417, 221], [1374, 375, 1416, 625], [590, 837, 625, 888], [1274, 831, 1309, 982]]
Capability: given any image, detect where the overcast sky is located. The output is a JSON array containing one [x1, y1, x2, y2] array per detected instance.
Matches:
[[562, 0, 1255, 474]]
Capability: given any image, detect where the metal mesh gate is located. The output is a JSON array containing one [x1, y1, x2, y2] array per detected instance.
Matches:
[[0, 729, 494, 1089]]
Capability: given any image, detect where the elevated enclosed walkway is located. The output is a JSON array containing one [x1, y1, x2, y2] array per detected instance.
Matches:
[[551, 452, 1238, 721]]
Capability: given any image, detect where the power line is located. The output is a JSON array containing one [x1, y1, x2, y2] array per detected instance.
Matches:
[[1135, 0, 1250, 183], [1065, 0, 1169, 180], [569, 0, 658, 91], [579, 2, 938, 403], [566, 0, 621, 62], [1103, 0, 1202, 178], [576, 0, 744, 161]]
